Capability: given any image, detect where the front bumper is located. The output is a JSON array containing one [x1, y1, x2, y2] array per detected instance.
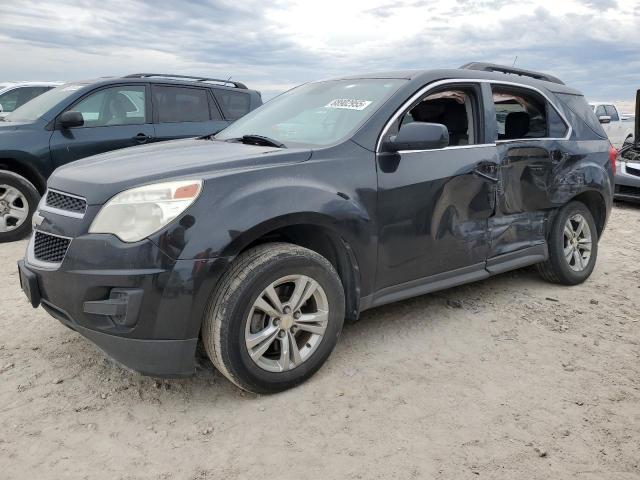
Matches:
[[20, 232, 229, 377], [614, 159, 640, 202]]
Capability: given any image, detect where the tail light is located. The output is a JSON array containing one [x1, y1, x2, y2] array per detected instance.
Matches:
[[609, 143, 617, 174]]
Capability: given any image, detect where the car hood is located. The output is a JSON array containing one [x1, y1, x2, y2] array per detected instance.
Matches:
[[49, 138, 313, 205]]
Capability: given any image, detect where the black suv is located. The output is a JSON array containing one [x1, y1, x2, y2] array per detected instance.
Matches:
[[18, 63, 614, 393], [0, 74, 262, 242]]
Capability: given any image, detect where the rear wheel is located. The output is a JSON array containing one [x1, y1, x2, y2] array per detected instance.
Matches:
[[537, 201, 598, 285], [0, 171, 40, 243], [202, 243, 345, 393]]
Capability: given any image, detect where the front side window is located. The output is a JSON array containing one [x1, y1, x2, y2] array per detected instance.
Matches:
[[68, 86, 146, 127], [216, 79, 406, 148], [153, 86, 211, 123], [396, 88, 479, 146]]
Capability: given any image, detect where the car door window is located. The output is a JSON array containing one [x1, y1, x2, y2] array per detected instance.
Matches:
[[68, 86, 146, 127], [604, 105, 619, 121], [0, 87, 52, 113], [396, 88, 479, 146], [594, 105, 606, 118], [491, 86, 568, 140], [153, 86, 211, 123], [0, 89, 20, 112], [213, 89, 251, 121]]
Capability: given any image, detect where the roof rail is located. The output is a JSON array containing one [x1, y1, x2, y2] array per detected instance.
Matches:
[[124, 73, 248, 89], [459, 62, 565, 85]]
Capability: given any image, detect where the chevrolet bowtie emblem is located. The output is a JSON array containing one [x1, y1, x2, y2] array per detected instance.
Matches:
[[32, 211, 45, 229]]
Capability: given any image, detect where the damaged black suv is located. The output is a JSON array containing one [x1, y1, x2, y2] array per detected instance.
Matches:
[[18, 63, 615, 393]]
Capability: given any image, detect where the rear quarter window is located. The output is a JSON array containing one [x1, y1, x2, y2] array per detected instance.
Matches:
[[213, 89, 251, 120], [556, 93, 607, 139]]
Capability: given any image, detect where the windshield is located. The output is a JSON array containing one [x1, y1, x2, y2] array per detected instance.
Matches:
[[5, 83, 84, 122], [215, 79, 406, 147]]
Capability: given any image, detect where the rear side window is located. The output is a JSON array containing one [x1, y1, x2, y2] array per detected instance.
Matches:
[[213, 89, 251, 120], [153, 86, 210, 123], [491, 86, 568, 140], [594, 105, 606, 117]]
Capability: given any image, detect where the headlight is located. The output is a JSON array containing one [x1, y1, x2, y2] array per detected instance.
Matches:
[[89, 180, 202, 242]]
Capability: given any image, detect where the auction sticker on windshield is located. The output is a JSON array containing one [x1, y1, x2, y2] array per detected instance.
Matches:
[[325, 99, 372, 110]]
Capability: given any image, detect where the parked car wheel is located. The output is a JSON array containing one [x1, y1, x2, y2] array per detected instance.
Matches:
[[537, 201, 598, 285], [0, 171, 39, 243], [202, 243, 345, 393]]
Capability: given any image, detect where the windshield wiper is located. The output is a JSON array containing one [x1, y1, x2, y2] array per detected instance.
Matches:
[[238, 134, 286, 148]]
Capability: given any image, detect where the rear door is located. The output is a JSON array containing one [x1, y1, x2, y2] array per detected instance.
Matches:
[[49, 84, 155, 168], [151, 85, 228, 141], [489, 83, 570, 258]]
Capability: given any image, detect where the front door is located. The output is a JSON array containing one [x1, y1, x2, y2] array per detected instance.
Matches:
[[49, 84, 155, 168], [375, 83, 498, 291]]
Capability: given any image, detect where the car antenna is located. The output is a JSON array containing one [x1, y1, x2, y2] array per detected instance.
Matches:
[[512, 56, 518, 67]]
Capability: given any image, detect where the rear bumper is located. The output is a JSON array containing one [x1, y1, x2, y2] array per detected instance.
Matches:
[[21, 233, 230, 377]]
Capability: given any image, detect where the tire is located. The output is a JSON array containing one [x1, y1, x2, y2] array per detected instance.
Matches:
[[0, 171, 40, 243], [202, 242, 345, 394], [537, 201, 598, 285]]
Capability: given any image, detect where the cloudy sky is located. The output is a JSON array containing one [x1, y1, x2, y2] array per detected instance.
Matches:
[[1, 0, 638, 109]]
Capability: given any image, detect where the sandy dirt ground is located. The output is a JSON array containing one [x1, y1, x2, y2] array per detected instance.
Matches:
[[1, 204, 639, 480]]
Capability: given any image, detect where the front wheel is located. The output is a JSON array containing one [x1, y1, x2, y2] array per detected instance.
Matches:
[[0, 171, 40, 243], [202, 243, 345, 393], [537, 201, 598, 285]]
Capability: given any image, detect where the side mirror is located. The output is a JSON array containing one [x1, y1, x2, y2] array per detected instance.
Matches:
[[598, 115, 612, 124], [58, 111, 84, 129], [383, 122, 449, 152]]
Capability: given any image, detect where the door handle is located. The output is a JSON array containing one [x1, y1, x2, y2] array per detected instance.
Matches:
[[133, 133, 152, 143], [472, 162, 499, 183]]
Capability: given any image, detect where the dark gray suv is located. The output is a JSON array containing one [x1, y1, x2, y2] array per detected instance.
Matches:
[[19, 63, 614, 393], [0, 74, 262, 242]]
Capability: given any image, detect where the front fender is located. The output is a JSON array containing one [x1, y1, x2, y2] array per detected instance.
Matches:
[[149, 144, 379, 295]]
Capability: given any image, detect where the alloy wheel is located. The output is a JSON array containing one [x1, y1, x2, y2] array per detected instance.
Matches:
[[563, 213, 592, 272], [0, 185, 29, 232], [245, 274, 329, 373]]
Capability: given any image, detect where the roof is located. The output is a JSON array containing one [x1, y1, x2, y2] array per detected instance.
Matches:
[[0, 81, 63, 88], [60, 74, 254, 93], [331, 65, 582, 96]]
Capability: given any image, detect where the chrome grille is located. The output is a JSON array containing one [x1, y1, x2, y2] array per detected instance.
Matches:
[[45, 190, 87, 214], [33, 231, 70, 263]]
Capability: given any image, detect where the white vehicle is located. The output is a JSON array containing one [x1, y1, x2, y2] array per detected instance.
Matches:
[[0, 82, 62, 118], [589, 102, 635, 148]]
